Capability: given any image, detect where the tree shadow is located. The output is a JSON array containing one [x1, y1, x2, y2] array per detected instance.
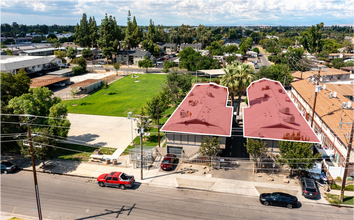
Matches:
[[80, 102, 92, 106], [75, 204, 137, 219], [108, 92, 117, 95], [68, 133, 107, 147]]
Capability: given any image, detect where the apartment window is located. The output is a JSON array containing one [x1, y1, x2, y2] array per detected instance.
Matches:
[[188, 135, 195, 145], [343, 75, 346, 79], [181, 134, 188, 144], [174, 133, 181, 144]]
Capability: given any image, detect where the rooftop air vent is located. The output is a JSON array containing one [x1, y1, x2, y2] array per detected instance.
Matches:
[[180, 110, 188, 118], [333, 92, 337, 98], [329, 92, 333, 99], [263, 93, 269, 99], [279, 107, 290, 114], [312, 81, 316, 85], [342, 102, 347, 109], [207, 92, 213, 97], [189, 100, 197, 106], [284, 116, 295, 124], [308, 78, 311, 82], [323, 85, 326, 90], [348, 101, 352, 108], [278, 89, 283, 93]]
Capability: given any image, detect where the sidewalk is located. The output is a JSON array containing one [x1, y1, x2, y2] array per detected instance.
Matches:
[[4, 154, 353, 208]]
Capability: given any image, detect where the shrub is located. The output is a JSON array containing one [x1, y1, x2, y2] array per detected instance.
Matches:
[[72, 66, 84, 76], [245, 97, 248, 105], [77, 57, 87, 71], [71, 57, 79, 64]]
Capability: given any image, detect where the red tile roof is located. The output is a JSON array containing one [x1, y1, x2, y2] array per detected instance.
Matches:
[[243, 78, 320, 143], [161, 83, 233, 136]]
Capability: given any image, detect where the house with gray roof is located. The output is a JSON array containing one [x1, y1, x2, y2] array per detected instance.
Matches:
[[179, 43, 202, 51], [0, 55, 62, 75], [156, 43, 177, 54], [116, 49, 151, 65]]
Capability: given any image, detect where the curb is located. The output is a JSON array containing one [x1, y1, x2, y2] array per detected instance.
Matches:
[[21, 168, 96, 180]]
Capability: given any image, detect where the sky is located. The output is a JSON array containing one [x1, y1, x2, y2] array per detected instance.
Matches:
[[1, 0, 354, 27]]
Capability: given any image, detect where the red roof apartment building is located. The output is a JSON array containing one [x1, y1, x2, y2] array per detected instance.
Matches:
[[161, 83, 233, 157]]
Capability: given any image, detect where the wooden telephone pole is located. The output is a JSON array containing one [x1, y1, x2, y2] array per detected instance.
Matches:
[[340, 117, 354, 202], [23, 116, 42, 220], [311, 69, 321, 128]]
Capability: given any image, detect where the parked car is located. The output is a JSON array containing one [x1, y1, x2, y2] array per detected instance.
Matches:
[[254, 64, 259, 69], [1, 162, 18, 174], [97, 172, 135, 189], [98, 61, 106, 65], [259, 192, 298, 209], [161, 154, 177, 171], [171, 54, 177, 57], [94, 64, 103, 68], [299, 177, 318, 199], [54, 82, 66, 87]]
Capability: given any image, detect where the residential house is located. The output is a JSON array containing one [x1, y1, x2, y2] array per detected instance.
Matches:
[[292, 68, 352, 82], [290, 79, 354, 178], [161, 83, 233, 157], [1, 37, 32, 43], [179, 43, 202, 51], [0, 55, 62, 75], [116, 49, 151, 65], [340, 66, 354, 73], [19, 46, 97, 57]]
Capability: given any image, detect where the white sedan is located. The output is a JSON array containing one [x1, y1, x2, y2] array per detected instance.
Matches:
[[94, 64, 103, 68]]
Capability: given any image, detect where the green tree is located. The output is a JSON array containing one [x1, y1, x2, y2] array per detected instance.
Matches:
[[54, 50, 66, 61], [113, 62, 120, 73], [244, 139, 268, 173], [8, 87, 70, 165], [277, 138, 321, 176], [31, 38, 41, 43], [82, 46, 93, 59], [1, 70, 31, 105], [165, 71, 192, 104], [199, 137, 221, 161], [162, 60, 176, 73], [4, 49, 13, 55], [47, 33, 57, 39], [255, 64, 294, 86], [123, 10, 134, 65], [53, 41, 62, 48], [196, 25, 213, 48], [147, 19, 157, 43], [77, 57, 87, 71], [72, 66, 84, 75], [252, 47, 260, 54], [224, 44, 239, 54], [74, 13, 91, 47], [225, 55, 239, 64], [97, 14, 120, 64], [220, 64, 238, 107], [89, 16, 98, 48], [138, 56, 154, 73], [300, 22, 324, 53], [46, 38, 57, 43], [66, 46, 77, 60], [102, 80, 109, 95]]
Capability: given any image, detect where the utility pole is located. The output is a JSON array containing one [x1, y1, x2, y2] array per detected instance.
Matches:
[[24, 117, 42, 220], [311, 69, 321, 128], [283, 53, 289, 87], [340, 116, 354, 202], [157, 105, 160, 148], [301, 58, 304, 80], [134, 114, 149, 181]]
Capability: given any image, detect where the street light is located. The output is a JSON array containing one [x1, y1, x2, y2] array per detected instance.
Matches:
[[127, 112, 135, 146]]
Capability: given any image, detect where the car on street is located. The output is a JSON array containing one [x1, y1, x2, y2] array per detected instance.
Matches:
[[54, 82, 66, 87], [171, 54, 177, 57], [98, 61, 106, 64], [259, 192, 298, 209], [161, 154, 177, 171], [94, 64, 103, 68], [1, 162, 18, 174], [97, 171, 135, 189], [299, 177, 318, 199], [254, 64, 259, 69]]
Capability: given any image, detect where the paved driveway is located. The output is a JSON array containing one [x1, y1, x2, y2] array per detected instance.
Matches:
[[67, 114, 137, 155]]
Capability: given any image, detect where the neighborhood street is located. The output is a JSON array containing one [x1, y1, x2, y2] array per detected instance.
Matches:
[[2, 172, 353, 220]]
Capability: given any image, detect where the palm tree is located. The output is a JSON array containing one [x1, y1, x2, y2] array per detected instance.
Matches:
[[220, 65, 237, 108], [234, 63, 255, 116]]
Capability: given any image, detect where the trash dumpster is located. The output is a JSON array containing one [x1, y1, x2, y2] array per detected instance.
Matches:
[[112, 159, 117, 165], [106, 158, 110, 164]]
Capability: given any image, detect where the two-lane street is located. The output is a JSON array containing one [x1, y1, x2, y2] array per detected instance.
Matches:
[[2, 171, 353, 220]]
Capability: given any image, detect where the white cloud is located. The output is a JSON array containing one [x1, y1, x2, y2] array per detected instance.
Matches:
[[1, 0, 353, 25]]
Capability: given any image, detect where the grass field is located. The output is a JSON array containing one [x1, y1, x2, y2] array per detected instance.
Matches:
[[64, 74, 166, 117], [331, 183, 354, 191], [56, 143, 116, 161]]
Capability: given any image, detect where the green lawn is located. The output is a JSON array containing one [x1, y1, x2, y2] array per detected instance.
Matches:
[[331, 183, 354, 191], [122, 127, 165, 155], [64, 74, 166, 116], [56, 143, 116, 161], [324, 193, 354, 206]]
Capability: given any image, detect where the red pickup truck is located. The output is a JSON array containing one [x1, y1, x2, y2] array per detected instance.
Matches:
[[97, 172, 135, 190]]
